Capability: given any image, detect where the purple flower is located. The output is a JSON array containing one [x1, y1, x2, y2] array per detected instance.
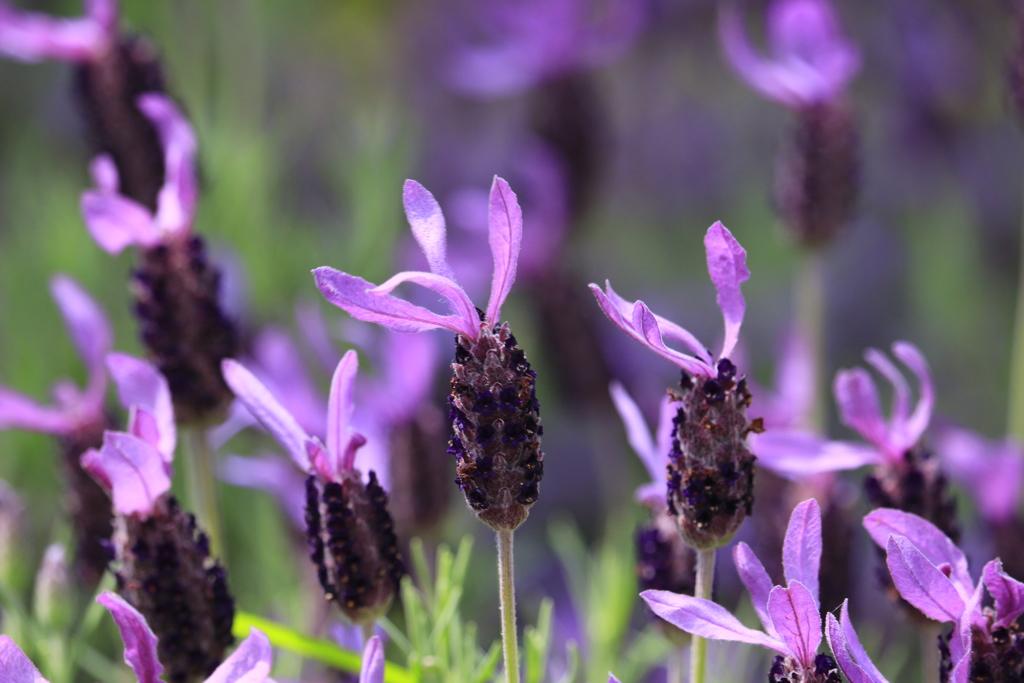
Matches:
[[608, 381, 679, 509], [0, 0, 116, 63], [719, 0, 859, 109], [314, 177, 521, 342], [359, 636, 385, 683], [80, 92, 197, 254], [0, 275, 110, 437], [824, 600, 890, 683], [590, 222, 750, 379], [934, 425, 1024, 524], [642, 499, 843, 680], [444, 0, 644, 99], [864, 508, 1024, 682], [0, 590, 272, 683]]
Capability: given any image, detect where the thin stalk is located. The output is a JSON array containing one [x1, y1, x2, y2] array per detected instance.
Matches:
[[497, 529, 520, 683], [921, 623, 940, 683], [361, 622, 375, 648], [795, 248, 826, 432], [689, 547, 717, 683], [184, 426, 224, 559], [1008, 187, 1024, 440]]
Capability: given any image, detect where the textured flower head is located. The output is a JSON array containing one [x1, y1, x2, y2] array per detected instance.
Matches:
[[643, 500, 842, 680], [0, 0, 116, 63], [0, 275, 111, 437], [719, 0, 859, 109], [0, 590, 271, 683], [609, 381, 679, 509], [590, 222, 750, 379], [80, 92, 198, 255], [314, 177, 521, 342]]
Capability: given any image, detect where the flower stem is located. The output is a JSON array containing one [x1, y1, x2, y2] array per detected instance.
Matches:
[[496, 529, 520, 683], [184, 426, 224, 559], [1008, 190, 1024, 440], [668, 645, 686, 683], [795, 248, 826, 432], [689, 547, 716, 683], [921, 623, 940, 683]]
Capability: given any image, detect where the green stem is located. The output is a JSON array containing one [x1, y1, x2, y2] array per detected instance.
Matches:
[[689, 548, 716, 683], [184, 426, 224, 559], [497, 529, 520, 683], [1008, 190, 1024, 440], [795, 248, 826, 433]]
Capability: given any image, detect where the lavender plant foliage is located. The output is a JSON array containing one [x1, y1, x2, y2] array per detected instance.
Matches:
[[314, 178, 544, 532], [223, 351, 404, 625], [592, 223, 758, 549]]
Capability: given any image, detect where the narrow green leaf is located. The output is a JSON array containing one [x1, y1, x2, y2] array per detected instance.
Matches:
[[470, 640, 502, 683]]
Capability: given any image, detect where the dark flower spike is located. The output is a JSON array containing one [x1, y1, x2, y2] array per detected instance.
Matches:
[[592, 223, 757, 549], [315, 178, 544, 531], [223, 351, 404, 624]]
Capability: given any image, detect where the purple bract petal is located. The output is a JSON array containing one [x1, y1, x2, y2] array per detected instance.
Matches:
[[137, 94, 198, 236], [782, 499, 822, 607], [935, 425, 1024, 523], [80, 190, 160, 254], [0, 0, 112, 63], [204, 628, 273, 683], [328, 350, 363, 475], [949, 580, 983, 683], [106, 353, 176, 460], [749, 430, 881, 480], [641, 590, 786, 652], [891, 342, 933, 453], [863, 508, 971, 596], [371, 271, 478, 338], [50, 275, 111, 381], [485, 176, 522, 325], [359, 636, 385, 683], [403, 180, 456, 281], [0, 635, 48, 683], [885, 535, 965, 622], [0, 388, 76, 434], [704, 222, 749, 360], [766, 582, 821, 667], [983, 559, 1024, 628], [88, 154, 118, 192], [609, 381, 659, 483], [97, 591, 164, 683], [833, 368, 889, 456], [733, 542, 777, 636], [81, 432, 171, 517], [825, 602, 889, 683]]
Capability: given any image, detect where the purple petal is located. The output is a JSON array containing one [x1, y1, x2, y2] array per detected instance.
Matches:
[[371, 271, 477, 338], [50, 275, 111, 380], [719, 3, 795, 106], [359, 636, 384, 683], [0, 2, 110, 63], [863, 348, 910, 434], [655, 393, 681, 466], [733, 542, 778, 636], [204, 628, 273, 683], [949, 580, 983, 683], [833, 368, 890, 456], [891, 342, 933, 452], [863, 509, 971, 596], [106, 353, 176, 460], [137, 94, 198, 236], [81, 432, 171, 517], [608, 382, 659, 482], [80, 191, 159, 254], [327, 351, 361, 476], [314, 268, 478, 338], [766, 0, 859, 99], [88, 154, 118, 192], [703, 222, 749, 360], [935, 426, 1024, 523], [0, 388, 75, 434], [96, 591, 163, 683], [983, 559, 1024, 627], [825, 602, 889, 683], [783, 499, 822, 607], [403, 180, 456, 281], [485, 176, 523, 325], [749, 430, 881, 479], [641, 590, 786, 652], [607, 677, 621, 683], [766, 582, 821, 667], [220, 453, 307, 530], [250, 327, 327, 439], [221, 359, 311, 472], [884, 535, 965, 622], [0, 636, 47, 683], [600, 281, 712, 364]]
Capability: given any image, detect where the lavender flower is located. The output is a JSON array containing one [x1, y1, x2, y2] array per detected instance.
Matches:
[[864, 508, 1024, 682], [642, 499, 843, 682], [223, 351, 404, 624], [0, 0, 116, 63], [0, 591, 271, 683], [591, 223, 757, 549], [81, 353, 234, 682], [824, 600, 890, 683], [0, 275, 113, 586], [314, 178, 544, 532]]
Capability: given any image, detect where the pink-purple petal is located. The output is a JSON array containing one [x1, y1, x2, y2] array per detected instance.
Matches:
[[359, 635, 385, 683], [137, 94, 198, 235], [935, 426, 1024, 523], [0, 636, 47, 683], [80, 190, 160, 254], [749, 430, 881, 480], [0, 1, 110, 63], [81, 432, 171, 517], [106, 353, 176, 460], [403, 180, 456, 281], [0, 388, 75, 434], [50, 275, 111, 377], [600, 281, 712, 363], [327, 350, 359, 477], [949, 580, 983, 683], [89, 154, 119, 192], [863, 509, 971, 595], [983, 559, 1024, 627], [884, 535, 965, 622], [221, 359, 312, 472], [371, 271, 478, 338], [97, 591, 163, 683], [782, 499, 822, 606], [733, 542, 777, 636], [863, 348, 910, 432], [641, 590, 786, 652], [204, 628, 273, 683], [703, 222, 749, 360], [609, 381, 659, 480], [766, 582, 821, 667], [833, 368, 889, 456], [825, 602, 889, 683], [485, 176, 523, 325], [892, 342, 934, 451]]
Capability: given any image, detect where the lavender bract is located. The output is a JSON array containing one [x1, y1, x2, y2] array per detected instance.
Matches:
[[314, 178, 544, 532]]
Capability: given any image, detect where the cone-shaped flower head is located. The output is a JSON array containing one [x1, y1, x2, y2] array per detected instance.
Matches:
[[0, 0, 116, 63], [80, 353, 235, 682], [864, 508, 1024, 682], [592, 223, 757, 549], [643, 499, 842, 681], [0, 275, 113, 585], [315, 178, 544, 532], [0, 590, 271, 683], [223, 351, 404, 624], [719, 0, 859, 110]]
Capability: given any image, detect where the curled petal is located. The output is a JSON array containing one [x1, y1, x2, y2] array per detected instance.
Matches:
[[221, 360, 311, 472], [863, 509, 971, 596], [204, 628, 273, 683], [783, 499, 822, 607], [485, 176, 522, 325], [983, 559, 1024, 628], [641, 590, 785, 653], [81, 433, 171, 517], [0, 635, 48, 683], [833, 368, 889, 456], [327, 351, 360, 476], [749, 430, 881, 480], [891, 342, 933, 451], [885, 535, 965, 622], [0, 2, 110, 63], [863, 348, 910, 435], [767, 582, 821, 667], [359, 636, 385, 683], [80, 191, 160, 254], [97, 592, 163, 683], [371, 271, 478, 338], [0, 388, 75, 434], [609, 381, 659, 482], [106, 353, 176, 460], [315, 268, 478, 339], [733, 542, 777, 636], [825, 602, 889, 683], [403, 180, 456, 281], [598, 281, 711, 364], [704, 222, 749, 360], [137, 94, 198, 235]]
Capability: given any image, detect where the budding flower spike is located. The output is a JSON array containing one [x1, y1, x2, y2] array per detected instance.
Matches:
[[223, 350, 404, 626], [0, 591, 272, 683], [0, 0, 116, 63]]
